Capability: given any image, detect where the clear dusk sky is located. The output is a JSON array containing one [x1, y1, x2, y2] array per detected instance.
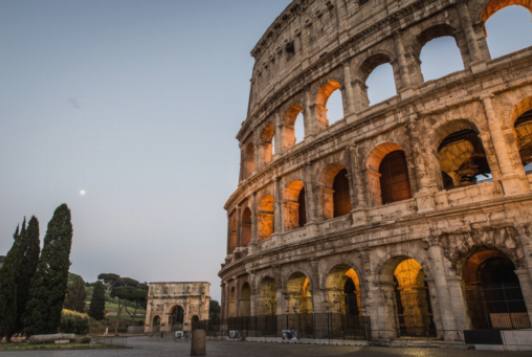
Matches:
[[1, 1, 530, 301]]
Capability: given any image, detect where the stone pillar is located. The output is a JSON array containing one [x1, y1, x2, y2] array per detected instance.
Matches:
[[447, 275, 469, 335], [351, 78, 369, 114], [457, 2, 491, 69], [482, 96, 529, 195], [367, 281, 397, 340], [303, 162, 319, 224], [428, 245, 461, 341], [235, 205, 241, 248], [342, 62, 356, 115], [253, 131, 261, 172], [515, 269, 532, 326], [274, 177, 284, 234], [351, 145, 368, 225], [304, 89, 317, 139], [250, 193, 258, 247], [394, 32, 423, 91], [274, 113, 283, 158]]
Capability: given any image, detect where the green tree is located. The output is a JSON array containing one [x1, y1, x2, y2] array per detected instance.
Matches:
[[64, 273, 86, 313], [88, 281, 106, 321], [0, 224, 23, 340], [24, 204, 73, 335], [15, 217, 40, 333], [209, 300, 221, 328]]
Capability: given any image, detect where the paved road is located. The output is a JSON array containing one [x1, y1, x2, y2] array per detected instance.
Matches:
[[0, 336, 530, 356]]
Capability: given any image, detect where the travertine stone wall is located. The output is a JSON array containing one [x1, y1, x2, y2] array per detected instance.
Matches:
[[144, 282, 210, 333], [221, 0, 532, 341]]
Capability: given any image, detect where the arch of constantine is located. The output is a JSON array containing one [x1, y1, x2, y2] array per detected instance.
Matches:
[[219, 0, 532, 342]]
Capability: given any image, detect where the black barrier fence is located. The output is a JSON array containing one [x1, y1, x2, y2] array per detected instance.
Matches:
[[196, 313, 371, 340]]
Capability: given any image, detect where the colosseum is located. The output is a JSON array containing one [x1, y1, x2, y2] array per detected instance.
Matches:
[[219, 0, 532, 343]]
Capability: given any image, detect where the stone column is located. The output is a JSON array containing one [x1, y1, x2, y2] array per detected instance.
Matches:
[[394, 32, 423, 91], [482, 95, 529, 195], [351, 78, 369, 114], [367, 280, 397, 340], [274, 113, 283, 158], [253, 132, 261, 172], [457, 2, 491, 69], [235, 205, 241, 248], [342, 62, 356, 115], [428, 244, 461, 341], [447, 275, 469, 335], [515, 269, 532, 326], [351, 145, 368, 225], [304, 89, 317, 139], [250, 193, 258, 247], [274, 177, 284, 234], [303, 162, 319, 224]]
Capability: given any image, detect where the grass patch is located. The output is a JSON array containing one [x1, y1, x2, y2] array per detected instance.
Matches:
[[0, 343, 126, 351]]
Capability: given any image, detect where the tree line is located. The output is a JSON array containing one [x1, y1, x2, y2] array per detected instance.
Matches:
[[0, 204, 73, 341]]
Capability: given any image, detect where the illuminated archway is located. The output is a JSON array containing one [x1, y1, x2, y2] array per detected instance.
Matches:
[[228, 211, 238, 253], [284, 180, 306, 231], [322, 164, 352, 219], [482, 0, 532, 22], [283, 104, 305, 150], [243, 142, 255, 178], [463, 249, 530, 329], [257, 195, 274, 240], [326, 265, 361, 316], [286, 272, 313, 314], [485, 4, 532, 58], [361, 54, 398, 105], [316, 80, 344, 127], [258, 277, 277, 315], [260, 122, 275, 165], [513, 98, 532, 172], [241, 207, 252, 247]]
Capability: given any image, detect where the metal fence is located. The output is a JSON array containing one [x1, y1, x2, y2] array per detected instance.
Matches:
[[198, 313, 370, 340]]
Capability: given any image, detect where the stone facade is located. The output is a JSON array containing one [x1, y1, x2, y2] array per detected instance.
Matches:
[[219, 0, 532, 342], [144, 282, 210, 333]]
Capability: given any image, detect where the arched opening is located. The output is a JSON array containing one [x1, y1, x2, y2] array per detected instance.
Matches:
[[257, 194, 274, 240], [379, 151, 412, 204], [283, 104, 305, 150], [228, 211, 238, 254], [514, 105, 532, 173], [286, 273, 313, 314], [420, 36, 465, 81], [228, 286, 237, 317], [485, 4, 532, 59], [260, 122, 275, 165], [169, 305, 185, 331], [258, 277, 277, 315], [243, 142, 255, 178], [436, 121, 492, 189], [316, 80, 344, 128], [393, 258, 436, 337], [333, 169, 352, 217], [240, 283, 251, 317], [361, 54, 397, 106], [152, 315, 161, 333], [366, 63, 397, 105], [326, 265, 361, 316], [417, 25, 465, 82], [241, 207, 252, 247], [284, 180, 306, 231], [463, 249, 530, 329]]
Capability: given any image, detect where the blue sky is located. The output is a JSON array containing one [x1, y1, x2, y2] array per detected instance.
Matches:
[[0, 2, 530, 300]]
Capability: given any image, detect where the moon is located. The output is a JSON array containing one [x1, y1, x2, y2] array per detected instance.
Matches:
[[79, 189, 87, 197]]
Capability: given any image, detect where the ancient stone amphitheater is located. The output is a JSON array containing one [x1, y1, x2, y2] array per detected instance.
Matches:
[[219, 0, 532, 342]]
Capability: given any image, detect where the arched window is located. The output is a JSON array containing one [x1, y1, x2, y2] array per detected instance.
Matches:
[[257, 195, 274, 240], [417, 25, 465, 81], [420, 36, 464, 81], [316, 80, 344, 128], [241, 207, 252, 247], [286, 272, 313, 314], [258, 277, 277, 315], [514, 107, 532, 173], [169, 306, 184, 331], [152, 316, 161, 333], [379, 151, 412, 204], [239, 283, 251, 317], [260, 123, 275, 165], [228, 211, 238, 254], [463, 249, 530, 329], [333, 169, 352, 217], [243, 142, 255, 178], [283, 105, 305, 150], [437, 121, 492, 189], [326, 265, 361, 317], [366, 63, 397, 105], [284, 180, 306, 231], [485, 5, 532, 58]]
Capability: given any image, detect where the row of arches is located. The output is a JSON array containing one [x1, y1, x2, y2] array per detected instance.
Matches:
[[242, 3, 532, 179], [227, 248, 530, 337], [230, 106, 532, 251]]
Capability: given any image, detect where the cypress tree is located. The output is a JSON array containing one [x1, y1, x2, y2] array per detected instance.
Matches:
[[25, 204, 73, 335], [0, 224, 24, 340], [88, 281, 106, 321], [15, 217, 40, 333]]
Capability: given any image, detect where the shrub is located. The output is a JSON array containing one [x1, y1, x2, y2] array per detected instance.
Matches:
[[60, 309, 89, 335]]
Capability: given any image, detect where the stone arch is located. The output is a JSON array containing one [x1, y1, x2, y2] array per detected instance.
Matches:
[[512, 97, 532, 172], [414, 24, 467, 81], [321, 164, 352, 219], [239, 282, 251, 317], [325, 264, 362, 316], [482, 0, 532, 21], [433, 119, 492, 189], [228, 210, 238, 254], [260, 122, 275, 165], [257, 194, 274, 240], [283, 103, 305, 150], [257, 276, 277, 315], [315, 79, 344, 128], [379, 256, 436, 337], [168, 305, 185, 331], [152, 315, 161, 333], [366, 143, 412, 206], [286, 271, 313, 314], [241, 207, 252, 247], [462, 248, 531, 329], [228, 285, 237, 317], [358, 53, 400, 105], [283, 179, 306, 230], [243, 142, 255, 178]]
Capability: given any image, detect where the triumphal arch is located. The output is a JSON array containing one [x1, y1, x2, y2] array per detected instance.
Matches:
[[219, 0, 532, 342], [144, 282, 210, 333]]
